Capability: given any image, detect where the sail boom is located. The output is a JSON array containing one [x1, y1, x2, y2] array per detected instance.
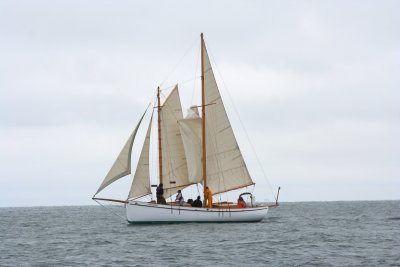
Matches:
[[163, 182, 198, 199], [213, 182, 256, 196], [164, 183, 197, 190], [128, 193, 152, 201]]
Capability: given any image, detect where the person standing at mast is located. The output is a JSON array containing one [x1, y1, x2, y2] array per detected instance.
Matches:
[[204, 186, 212, 208], [156, 183, 166, 204]]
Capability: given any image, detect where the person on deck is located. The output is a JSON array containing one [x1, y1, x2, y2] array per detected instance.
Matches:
[[191, 196, 202, 207], [156, 183, 166, 204], [237, 196, 246, 208], [204, 186, 213, 208], [175, 190, 184, 206]]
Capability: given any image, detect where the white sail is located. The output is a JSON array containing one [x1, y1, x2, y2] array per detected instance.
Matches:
[[160, 86, 192, 198], [94, 111, 146, 196], [128, 115, 153, 199], [93, 35, 275, 224], [179, 106, 203, 183], [202, 41, 254, 194]]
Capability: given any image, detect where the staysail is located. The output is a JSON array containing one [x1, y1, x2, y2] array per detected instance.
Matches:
[[159, 86, 193, 198], [94, 111, 147, 196], [202, 40, 254, 195], [179, 106, 203, 183], [128, 115, 153, 199]]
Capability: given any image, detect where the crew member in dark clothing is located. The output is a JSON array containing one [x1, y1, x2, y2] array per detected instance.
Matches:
[[191, 196, 203, 207], [156, 183, 166, 204]]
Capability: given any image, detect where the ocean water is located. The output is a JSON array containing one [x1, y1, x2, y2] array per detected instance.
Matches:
[[1, 201, 399, 267]]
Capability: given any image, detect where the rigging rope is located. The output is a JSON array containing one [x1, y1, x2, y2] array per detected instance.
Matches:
[[160, 76, 199, 92], [94, 199, 126, 221], [159, 39, 197, 88], [205, 40, 276, 198], [190, 45, 201, 105]]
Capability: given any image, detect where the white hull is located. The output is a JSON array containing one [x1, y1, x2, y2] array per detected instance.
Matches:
[[126, 201, 268, 223]]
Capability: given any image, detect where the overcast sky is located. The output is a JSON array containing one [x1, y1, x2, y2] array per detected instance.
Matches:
[[1, 0, 399, 207]]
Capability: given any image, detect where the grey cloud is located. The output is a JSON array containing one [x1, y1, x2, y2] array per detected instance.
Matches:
[[1, 0, 399, 206]]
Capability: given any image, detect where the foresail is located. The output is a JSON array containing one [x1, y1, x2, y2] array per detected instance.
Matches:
[[202, 41, 254, 195], [128, 115, 153, 199], [160, 86, 193, 198], [94, 111, 146, 196], [179, 107, 203, 183]]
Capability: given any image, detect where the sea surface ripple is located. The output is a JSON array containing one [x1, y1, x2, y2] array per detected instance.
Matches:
[[0, 201, 399, 266]]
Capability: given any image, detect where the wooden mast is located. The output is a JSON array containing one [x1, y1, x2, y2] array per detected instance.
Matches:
[[201, 33, 207, 200], [157, 87, 163, 184]]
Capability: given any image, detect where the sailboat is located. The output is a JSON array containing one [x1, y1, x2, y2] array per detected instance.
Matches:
[[93, 33, 280, 223]]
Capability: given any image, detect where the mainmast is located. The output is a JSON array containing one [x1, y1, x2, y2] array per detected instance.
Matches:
[[201, 33, 207, 199], [157, 87, 163, 184]]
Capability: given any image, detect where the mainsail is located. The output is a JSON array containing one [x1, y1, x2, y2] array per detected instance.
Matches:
[[159, 86, 192, 197], [94, 111, 147, 196], [202, 40, 254, 195], [128, 115, 153, 199]]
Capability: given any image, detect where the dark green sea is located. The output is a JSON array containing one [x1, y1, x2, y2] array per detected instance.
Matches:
[[1, 201, 399, 266]]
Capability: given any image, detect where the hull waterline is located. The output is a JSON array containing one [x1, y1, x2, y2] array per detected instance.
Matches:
[[126, 201, 268, 223]]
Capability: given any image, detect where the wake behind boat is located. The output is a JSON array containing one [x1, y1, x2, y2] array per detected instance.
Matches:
[[93, 33, 280, 223]]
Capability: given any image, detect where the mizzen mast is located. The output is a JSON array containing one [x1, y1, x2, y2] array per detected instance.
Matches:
[[201, 33, 207, 199], [157, 86, 163, 184]]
